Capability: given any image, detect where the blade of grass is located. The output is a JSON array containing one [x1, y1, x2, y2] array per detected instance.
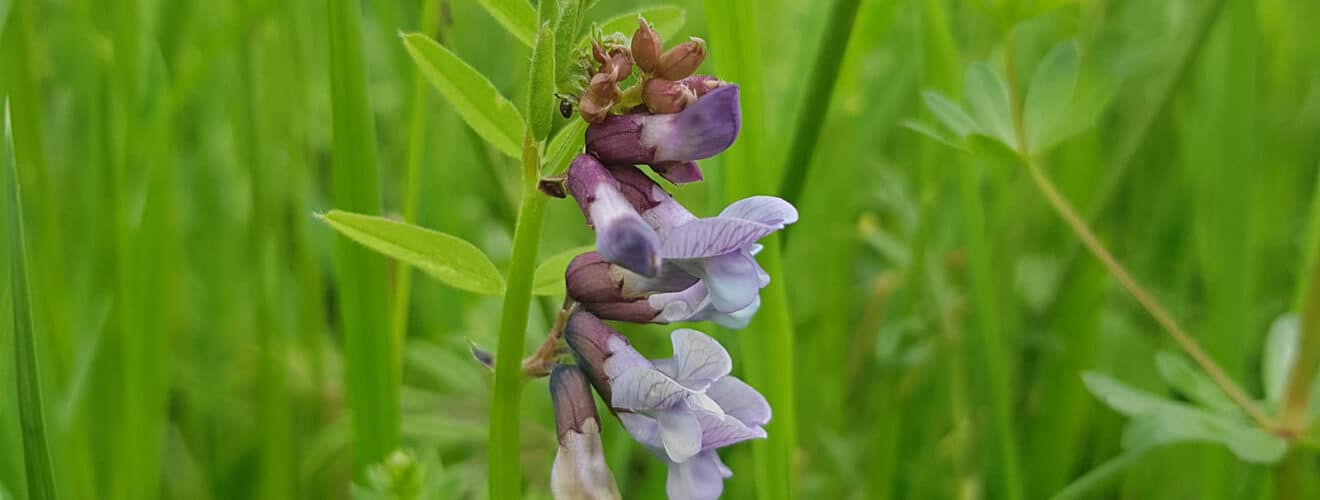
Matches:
[[326, 0, 399, 470], [5, 100, 58, 500], [776, 0, 863, 217], [703, 0, 797, 498]]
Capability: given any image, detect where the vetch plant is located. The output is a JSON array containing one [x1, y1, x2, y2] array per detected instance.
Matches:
[[319, 4, 794, 498]]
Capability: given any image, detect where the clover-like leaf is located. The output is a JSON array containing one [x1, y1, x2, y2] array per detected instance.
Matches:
[[1024, 41, 1079, 152]]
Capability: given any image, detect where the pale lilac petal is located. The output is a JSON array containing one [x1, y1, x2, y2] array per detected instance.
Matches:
[[660, 217, 778, 259], [692, 251, 761, 312], [648, 284, 710, 324], [609, 366, 689, 411], [695, 411, 767, 449], [657, 408, 703, 463], [706, 376, 771, 427], [666, 450, 727, 500], [618, 412, 663, 451], [718, 195, 798, 227], [591, 186, 660, 277], [668, 329, 732, 390], [551, 420, 622, 500]]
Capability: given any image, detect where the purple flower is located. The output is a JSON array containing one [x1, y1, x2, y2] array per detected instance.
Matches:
[[549, 365, 622, 500], [586, 85, 741, 166], [565, 167, 796, 328], [567, 154, 661, 277], [564, 311, 769, 500]]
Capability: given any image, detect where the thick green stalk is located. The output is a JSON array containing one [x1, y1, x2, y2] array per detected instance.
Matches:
[[326, 0, 399, 469], [488, 134, 547, 499], [1280, 258, 1320, 434], [6, 104, 59, 500], [776, 0, 863, 212]]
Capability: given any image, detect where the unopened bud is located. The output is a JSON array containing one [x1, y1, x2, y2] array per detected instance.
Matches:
[[550, 365, 622, 500], [643, 78, 697, 114], [655, 37, 707, 80], [578, 94, 611, 123], [591, 39, 610, 67], [680, 75, 727, 98], [587, 73, 619, 104], [607, 51, 633, 82], [631, 18, 663, 73]]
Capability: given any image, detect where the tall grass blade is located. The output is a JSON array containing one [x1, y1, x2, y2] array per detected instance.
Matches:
[[5, 101, 58, 500], [326, 0, 399, 470]]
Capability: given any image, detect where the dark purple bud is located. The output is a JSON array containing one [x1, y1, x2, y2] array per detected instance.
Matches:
[[586, 85, 741, 165], [650, 161, 704, 184], [565, 310, 638, 404], [565, 253, 660, 323], [632, 17, 663, 73], [656, 37, 707, 80], [469, 340, 494, 370], [550, 365, 601, 440], [567, 155, 660, 277], [538, 175, 568, 198]]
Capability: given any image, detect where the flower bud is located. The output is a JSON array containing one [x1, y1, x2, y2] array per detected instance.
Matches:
[[567, 155, 660, 277], [591, 39, 610, 67], [550, 365, 622, 500], [587, 85, 741, 165], [587, 73, 619, 104], [578, 94, 611, 123], [564, 310, 650, 403], [642, 78, 697, 114], [680, 75, 727, 98], [655, 37, 707, 80], [607, 51, 633, 82], [631, 17, 663, 73]]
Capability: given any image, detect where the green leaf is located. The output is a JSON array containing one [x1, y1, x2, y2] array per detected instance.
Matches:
[[531, 245, 593, 295], [967, 133, 1023, 165], [589, 6, 686, 43], [320, 210, 505, 295], [1024, 41, 1079, 153], [402, 33, 526, 158], [1154, 351, 1240, 417], [476, 0, 537, 46], [1263, 314, 1300, 403], [527, 24, 556, 140], [901, 119, 967, 152], [920, 90, 980, 138], [543, 119, 587, 175], [964, 63, 1015, 149], [5, 101, 59, 500], [1084, 372, 1287, 464]]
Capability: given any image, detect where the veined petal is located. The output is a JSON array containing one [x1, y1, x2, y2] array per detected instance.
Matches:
[[660, 217, 778, 259], [718, 195, 799, 227], [642, 85, 742, 163], [668, 329, 732, 390], [706, 376, 771, 427], [695, 411, 767, 449], [617, 412, 663, 451], [609, 366, 690, 411], [656, 408, 703, 463], [692, 251, 761, 312], [665, 450, 727, 500], [551, 420, 623, 500]]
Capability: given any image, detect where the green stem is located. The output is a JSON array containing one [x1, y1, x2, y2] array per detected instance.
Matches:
[[1048, 448, 1149, 500], [775, 0, 863, 212], [488, 134, 547, 499], [1280, 256, 1320, 435]]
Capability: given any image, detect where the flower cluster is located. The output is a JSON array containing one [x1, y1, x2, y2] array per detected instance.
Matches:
[[546, 18, 795, 500]]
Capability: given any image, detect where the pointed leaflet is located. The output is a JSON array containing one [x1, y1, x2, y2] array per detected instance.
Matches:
[[476, 0, 537, 46], [964, 63, 1015, 148], [1024, 41, 1079, 152], [544, 119, 588, 175], [921, 90, 979, 139], [527, 23, 556, 140], [403, 33, 526, 158], [320, 210, 505, 295]]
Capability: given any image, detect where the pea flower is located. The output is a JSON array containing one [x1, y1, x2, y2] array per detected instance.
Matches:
[[586, 85, 741, 166], [565, 164, 796, 328], [567, 154, 661, 277], [564, 311, 770, 500], [549, 365, 623, 500]]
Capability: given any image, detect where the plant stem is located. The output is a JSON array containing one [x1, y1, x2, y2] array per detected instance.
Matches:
[[1021, 160, 1271, 428], [488, 133, 547, 499], [1280, 256, 1320, 435]]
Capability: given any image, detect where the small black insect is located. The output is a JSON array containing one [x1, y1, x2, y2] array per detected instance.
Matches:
[[554, 93, 576, 118]]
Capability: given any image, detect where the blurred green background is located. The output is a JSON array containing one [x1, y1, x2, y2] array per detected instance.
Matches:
[[3, 0, 1320, 499]]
